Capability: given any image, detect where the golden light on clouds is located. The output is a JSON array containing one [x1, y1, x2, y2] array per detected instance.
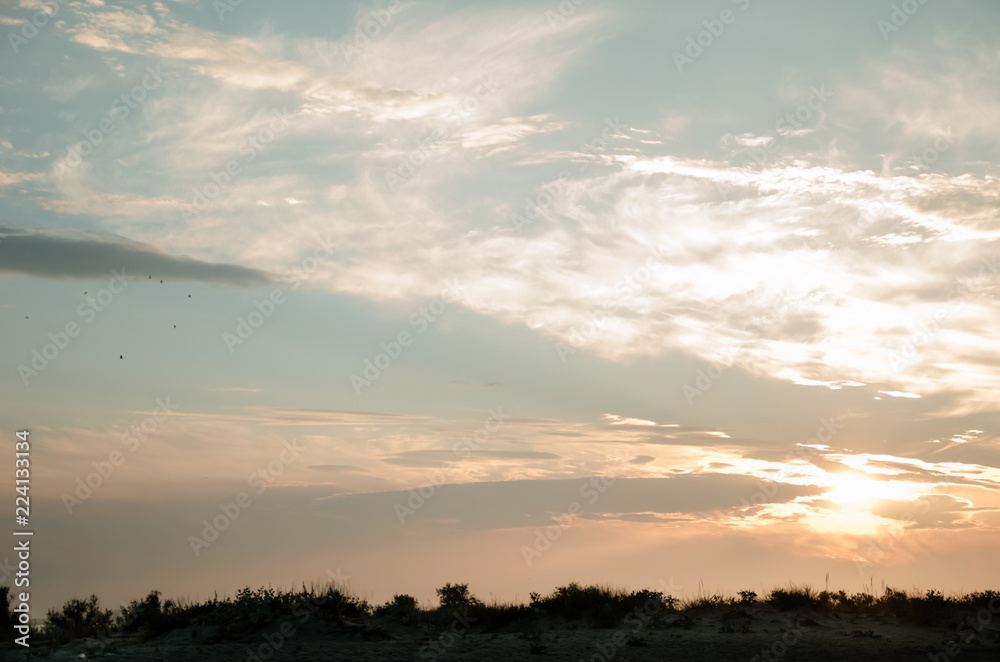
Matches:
[[819, 474, 925, 507]]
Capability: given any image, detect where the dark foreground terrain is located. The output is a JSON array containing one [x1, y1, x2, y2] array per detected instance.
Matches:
[[4, 583, 999, 661]]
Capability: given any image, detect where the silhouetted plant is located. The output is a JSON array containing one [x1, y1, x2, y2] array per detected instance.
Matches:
[[768, 586, 819, 611], [436, 583, 483, 609], [29, 581, 1000, 646], [43, 594, 114, 643], [0, 585, 12, 631], [529, 583, 672, 627], [374, 594, 420, 624]]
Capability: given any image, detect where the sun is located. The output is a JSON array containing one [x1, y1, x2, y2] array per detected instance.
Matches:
[[821, 473, 923, 506]]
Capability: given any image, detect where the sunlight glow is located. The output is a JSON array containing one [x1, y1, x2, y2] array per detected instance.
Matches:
[[821, 474, 924, 505]]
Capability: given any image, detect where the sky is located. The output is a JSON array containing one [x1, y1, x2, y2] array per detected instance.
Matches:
[[1, 0, 1000, 614]]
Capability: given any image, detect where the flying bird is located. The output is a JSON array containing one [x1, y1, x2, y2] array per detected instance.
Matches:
[[119, 355, 123, 359], [188, 294, 192, 298]]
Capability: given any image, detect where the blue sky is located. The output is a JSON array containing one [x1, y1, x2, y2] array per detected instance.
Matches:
[[2, 0, 1000, 612]]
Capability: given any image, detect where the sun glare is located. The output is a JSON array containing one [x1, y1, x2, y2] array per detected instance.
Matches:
[[821, 473, 923, 506]]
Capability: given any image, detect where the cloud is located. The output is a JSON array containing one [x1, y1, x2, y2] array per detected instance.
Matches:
[[42, 74, 95, 102], [870, 494, 978, 529], [0, 225, 273, 285], [317, 474, 827, 530], [9, 2, 1000, 418], [381, 450, 561, 467], [879, 390, 922, 399], [64, 3, 310, 91]]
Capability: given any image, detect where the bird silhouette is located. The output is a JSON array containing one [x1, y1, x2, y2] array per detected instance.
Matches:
[[119, 355, 123, 359], [160, 280, 163, 284], [173, 325, 177, 328], [83, 291, 87, 295], [148, 275, 151, 279], [25, 316, 28, 319], [187, 294, 191, 298]]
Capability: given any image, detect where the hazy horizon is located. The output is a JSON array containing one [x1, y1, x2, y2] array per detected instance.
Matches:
[[2, 0, 999, 617]]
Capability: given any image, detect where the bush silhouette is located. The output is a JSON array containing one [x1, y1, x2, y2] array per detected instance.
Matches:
[[0, 585, 12, 630], [374, 594, 420, 623], [768, 586, 819, 611], [28, 581, 1000, 646], [436, 583, 482, 609], [44, 594, 114, 643], [529, 582, 673, 627]]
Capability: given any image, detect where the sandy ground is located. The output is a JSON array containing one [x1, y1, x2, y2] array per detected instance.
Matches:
[[5, 604, 999, 661]]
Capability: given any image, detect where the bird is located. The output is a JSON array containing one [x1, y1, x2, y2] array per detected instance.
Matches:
[[187, 294, 191, 298], [160, 280, 163, 284], [148, 275, 151, 279], [25, 316, 28, 319], [173, 325, 177, 328], [83, 291, 87, 295], [119, 355, 123, 359]]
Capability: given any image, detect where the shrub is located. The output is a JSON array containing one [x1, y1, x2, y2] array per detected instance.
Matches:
[[767, 586, 819, 611], [469, 601, 535, 631], [436, 583, 483, 610], [374, 594, 420, 624], [314, 586, 371, 622], [684, 594, 730, 610], [529, 583, 672, 627], [44, 595, 114, 643], [0, 585, 12, 630], [116, 590, 194, 639]]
